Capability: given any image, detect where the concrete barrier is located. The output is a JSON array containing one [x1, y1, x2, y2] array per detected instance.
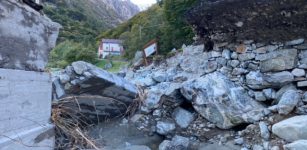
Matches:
[[0, 69, 54, 150]]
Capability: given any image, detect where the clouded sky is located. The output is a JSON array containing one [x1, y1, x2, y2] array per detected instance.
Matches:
[[131, 0, 156, 9]]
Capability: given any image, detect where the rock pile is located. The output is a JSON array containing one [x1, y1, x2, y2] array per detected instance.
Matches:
[[125, 38, 307, 149]]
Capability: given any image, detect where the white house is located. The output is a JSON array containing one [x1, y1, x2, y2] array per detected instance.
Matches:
[[98, 39, 124, 59]]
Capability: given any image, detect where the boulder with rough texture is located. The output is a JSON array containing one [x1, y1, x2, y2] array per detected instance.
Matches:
[[272, 115, 307, 142], [0, 0, 61, 71], [53, 61, 137, 119], [181, 72, 264, 129], [284, 140, 307, 150], [258, 49, 297, 73]]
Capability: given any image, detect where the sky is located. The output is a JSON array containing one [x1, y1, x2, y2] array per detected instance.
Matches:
[[131, 0, 156, 10]]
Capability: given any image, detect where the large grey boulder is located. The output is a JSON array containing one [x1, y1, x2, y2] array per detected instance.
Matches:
[[284, 140, 307, 150], [257, 49, 297, 73], [53, 61, 137, 119], [0, 0, 61, 71], [272, 115, 307, 142], [181, 72, 265, 129]]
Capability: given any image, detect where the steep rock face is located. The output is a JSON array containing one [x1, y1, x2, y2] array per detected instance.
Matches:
[[0, 0, 61, 71], [186, 0, 307, 42], [45, 0, 139, 26], [101, 0, 140, 21]]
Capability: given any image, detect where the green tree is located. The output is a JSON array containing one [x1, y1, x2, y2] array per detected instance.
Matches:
[[160, 0, 196, 52], [48, 41, 97, 68]]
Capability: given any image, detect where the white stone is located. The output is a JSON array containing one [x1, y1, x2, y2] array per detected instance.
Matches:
[[272, 115, 307, 142], [284, 140, 307, 150], [291, 68, 305, 77]]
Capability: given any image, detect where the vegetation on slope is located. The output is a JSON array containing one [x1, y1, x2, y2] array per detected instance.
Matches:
[[99, 0, 197, 59], [45, 0, 137, 68]]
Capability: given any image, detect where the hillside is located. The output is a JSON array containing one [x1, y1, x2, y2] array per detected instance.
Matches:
[[44, 0, 139, 42], [44, 0, 140, 68], [99, 0, 197, 59]]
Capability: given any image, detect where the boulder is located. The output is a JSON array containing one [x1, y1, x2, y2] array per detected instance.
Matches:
[[0, 0, 61, 71], [53, 61, 137, 119], [181, 72, 264, 129], [284, 140, 307, 150], [272, 115, 307, 142], [258, 49, 297, 73]]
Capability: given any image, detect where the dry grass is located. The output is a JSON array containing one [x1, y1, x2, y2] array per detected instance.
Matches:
[[51, 87, 146, 149], [51, 97, 100, 150], [125, 86, 147, 117]]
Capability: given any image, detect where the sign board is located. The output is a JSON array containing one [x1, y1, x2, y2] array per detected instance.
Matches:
[[144, 43, 157, 57], [143, 40, 157, 58]]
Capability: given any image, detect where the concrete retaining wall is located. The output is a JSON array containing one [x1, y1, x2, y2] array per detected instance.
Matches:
[[0, 69, 54, 150]]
